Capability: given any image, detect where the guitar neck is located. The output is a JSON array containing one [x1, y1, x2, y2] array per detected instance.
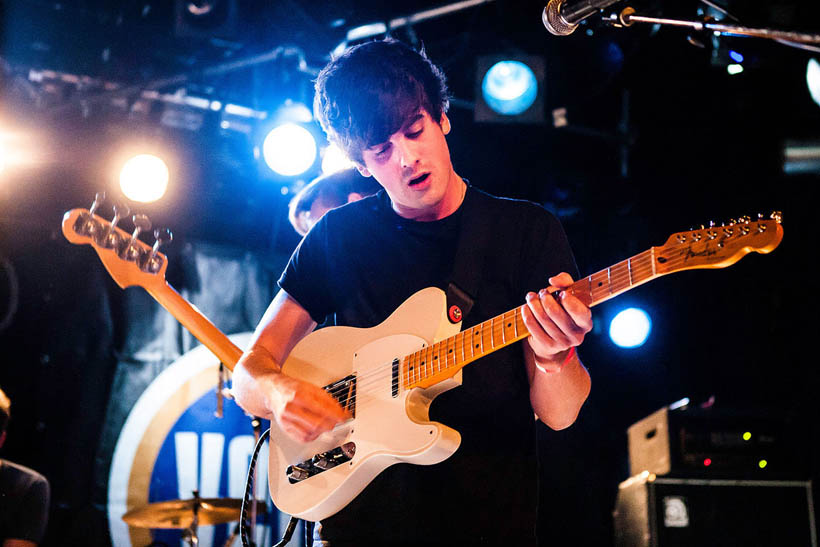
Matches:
[[403, 247, 659, 389], [145, 281, 243, 370]]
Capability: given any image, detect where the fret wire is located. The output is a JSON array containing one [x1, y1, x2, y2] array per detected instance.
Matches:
[[604, 271, 613, 296], [429, 343, 436, 381], [436, 340, 442, 376], [513, 308, 519, 338], [490, 317, 496, 349]]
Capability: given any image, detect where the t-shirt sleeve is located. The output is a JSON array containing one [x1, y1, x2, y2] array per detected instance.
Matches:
[[518, 205, 579, 295], [278, 215, 334, 325]]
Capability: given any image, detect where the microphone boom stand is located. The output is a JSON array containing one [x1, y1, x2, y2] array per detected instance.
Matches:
[[606, 7, 820, 45]]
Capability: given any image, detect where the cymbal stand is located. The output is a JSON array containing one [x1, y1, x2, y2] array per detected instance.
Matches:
[[181, 490, 201, 547]]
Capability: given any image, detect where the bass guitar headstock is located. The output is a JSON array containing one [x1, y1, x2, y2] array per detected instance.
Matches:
[[62, 193, 173, 290], [655, 212, 783, 275]]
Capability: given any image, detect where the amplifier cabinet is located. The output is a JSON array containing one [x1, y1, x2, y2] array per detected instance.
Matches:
[[613, 473, 817, 547]]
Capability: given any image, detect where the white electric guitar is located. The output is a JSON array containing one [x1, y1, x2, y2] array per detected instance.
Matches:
[[62, 197, 783, 522]]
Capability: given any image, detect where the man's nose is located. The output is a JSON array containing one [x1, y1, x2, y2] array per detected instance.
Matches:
[[397, 139, 419, 169]]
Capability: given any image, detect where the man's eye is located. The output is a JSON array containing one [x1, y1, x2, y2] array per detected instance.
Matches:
[[376, 145, 390, 156], [407, 129, 422, 138]]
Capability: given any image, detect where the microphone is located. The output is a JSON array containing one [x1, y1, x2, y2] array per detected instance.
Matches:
[[542, 0, 622, 36]]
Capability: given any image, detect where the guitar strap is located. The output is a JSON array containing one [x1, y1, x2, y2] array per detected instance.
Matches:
[[445, 186, 494, 325]]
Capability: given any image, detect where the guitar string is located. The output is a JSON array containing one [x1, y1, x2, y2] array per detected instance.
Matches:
[[320, 252, 663, 401], [319, 232, 769, 405], [319, 246, 709, 403], [323, 259, 657, 406]]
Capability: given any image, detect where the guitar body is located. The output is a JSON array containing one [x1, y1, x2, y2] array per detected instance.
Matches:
[[268, 287, 464, 522]]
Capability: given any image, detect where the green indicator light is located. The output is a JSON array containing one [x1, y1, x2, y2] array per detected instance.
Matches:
[[743, 432, 752, 441], [758, 460, 768, 469]]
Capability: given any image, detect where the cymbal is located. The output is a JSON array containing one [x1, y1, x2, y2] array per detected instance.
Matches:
[[122, 497, 258, 529]]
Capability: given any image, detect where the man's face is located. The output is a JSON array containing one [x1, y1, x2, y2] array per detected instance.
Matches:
[[357, 109, 459, 221]]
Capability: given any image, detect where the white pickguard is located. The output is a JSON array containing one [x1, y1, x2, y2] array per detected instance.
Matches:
[[267, 287, 463, 522]]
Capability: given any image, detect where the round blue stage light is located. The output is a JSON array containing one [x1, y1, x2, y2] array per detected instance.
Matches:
[[481, 61, 538, 116], [262, 123, 318, 177], [609, 307, 652, 348]]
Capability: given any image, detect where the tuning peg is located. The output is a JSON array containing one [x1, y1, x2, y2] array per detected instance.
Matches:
[[110, 202, 131, 230], [120, 214, 152, 262], [131, 214, 152, 237], [142, 227, 172, 274], [152, 227, 173, 254], [101, 202, 131, 250], [770, 211, 783, 223], [88, 192, 106, 216]]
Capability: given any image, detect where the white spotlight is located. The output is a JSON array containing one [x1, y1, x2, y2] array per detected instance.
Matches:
[[262, 123, 318, 177], [807, 58, 820, 108], [321, 143, 355, 175], [120, 154, 169, 203]]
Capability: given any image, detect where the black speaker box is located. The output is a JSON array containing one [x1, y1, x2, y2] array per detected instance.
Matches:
[[613, 474, 817, 546]]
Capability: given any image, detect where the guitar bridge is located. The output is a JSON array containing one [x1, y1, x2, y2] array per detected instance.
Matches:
[[325, 375, 357, 418], [286, 442, 356, 483]]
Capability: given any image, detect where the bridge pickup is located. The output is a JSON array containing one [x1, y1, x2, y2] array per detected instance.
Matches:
[[286, 442, 356, 484], [324, 374, 357, 418]]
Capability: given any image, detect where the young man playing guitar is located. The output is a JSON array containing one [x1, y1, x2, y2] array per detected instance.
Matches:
[[232, 38, 593, 546]]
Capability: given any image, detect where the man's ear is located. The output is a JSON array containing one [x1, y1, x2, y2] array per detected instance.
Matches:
[[355, 163, 372, 178], [440, 112, 451, 135]]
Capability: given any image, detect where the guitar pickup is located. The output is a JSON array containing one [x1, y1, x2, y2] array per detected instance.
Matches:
[[286, 442, 356, 483]]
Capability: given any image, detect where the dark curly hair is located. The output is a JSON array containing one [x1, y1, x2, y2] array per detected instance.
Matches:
[[313, 38, 450, 164]]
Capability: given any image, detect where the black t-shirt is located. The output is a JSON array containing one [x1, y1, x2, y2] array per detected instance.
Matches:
[[279, 186, 578, 546], [0, 459, 50, 543]]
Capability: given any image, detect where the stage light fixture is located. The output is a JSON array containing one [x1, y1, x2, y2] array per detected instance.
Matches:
[[728, 50, 744, 63], [321, 143, 355, 175], [119, 154, 169, 203], [482, 61, 538, 116], [262, 123, 318, 177], [807, 58, 820, 108], [475, 55, 545, 123], [609, 307, 652, 348]]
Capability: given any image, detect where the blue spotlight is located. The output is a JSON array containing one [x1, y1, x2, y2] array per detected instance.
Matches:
[[481, 61, 538, 116], [728, 50, 744, 64], [609, 307, 652, 348], [262, 123, 318, 177]]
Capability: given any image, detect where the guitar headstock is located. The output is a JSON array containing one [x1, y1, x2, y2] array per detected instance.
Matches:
[[655, 212, 783, 275], [62, 193, 172, 290]]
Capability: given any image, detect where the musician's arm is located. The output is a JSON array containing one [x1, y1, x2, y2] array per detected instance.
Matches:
[[520, 273, 592, 430], [523, 344, 591, 429], [232, 289, 348, 442]]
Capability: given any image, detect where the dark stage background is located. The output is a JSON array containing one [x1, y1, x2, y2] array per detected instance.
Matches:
[[1, 0, 819, 545]]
